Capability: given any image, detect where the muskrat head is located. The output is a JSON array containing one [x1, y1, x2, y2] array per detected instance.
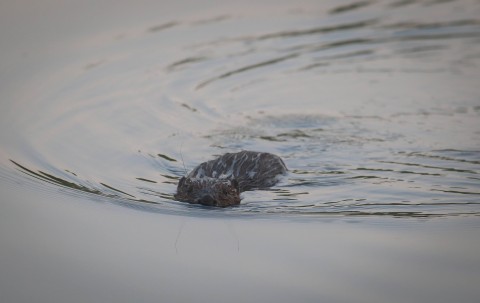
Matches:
[[174, 177, 241, 207]]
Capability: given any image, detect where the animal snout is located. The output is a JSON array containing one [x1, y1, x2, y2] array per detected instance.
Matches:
[[195, 194, 216, 206]]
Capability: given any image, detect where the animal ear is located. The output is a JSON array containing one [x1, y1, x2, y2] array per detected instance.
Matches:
[[231, 179, 240, 192], [178, 176, 186, 187]]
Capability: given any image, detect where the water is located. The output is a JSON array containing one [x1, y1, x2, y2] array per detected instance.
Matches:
[[1, 0, 480, 302]]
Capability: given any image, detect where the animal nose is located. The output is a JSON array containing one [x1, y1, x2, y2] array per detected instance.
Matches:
[[197, 195, 216, 206]]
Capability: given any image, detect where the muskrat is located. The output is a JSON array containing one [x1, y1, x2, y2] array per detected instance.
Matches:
[[175, 150, 287, 207]]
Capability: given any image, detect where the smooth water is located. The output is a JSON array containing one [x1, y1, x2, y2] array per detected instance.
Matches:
[[1, 0, 480, 302]]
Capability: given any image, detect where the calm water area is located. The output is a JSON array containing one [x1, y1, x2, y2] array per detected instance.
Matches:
[[1, 0, 480, 302]]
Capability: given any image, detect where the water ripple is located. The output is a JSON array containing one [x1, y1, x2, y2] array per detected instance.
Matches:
[[1, 0, 480, 219]]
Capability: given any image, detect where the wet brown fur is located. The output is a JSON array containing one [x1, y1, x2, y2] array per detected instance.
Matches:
[[175, 151, 287, 207]]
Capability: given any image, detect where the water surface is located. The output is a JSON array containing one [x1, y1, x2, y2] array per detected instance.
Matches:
[[1, 0, 480, 302]]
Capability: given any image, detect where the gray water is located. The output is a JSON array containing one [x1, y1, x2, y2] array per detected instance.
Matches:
[[1, 0, 480, 302]]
